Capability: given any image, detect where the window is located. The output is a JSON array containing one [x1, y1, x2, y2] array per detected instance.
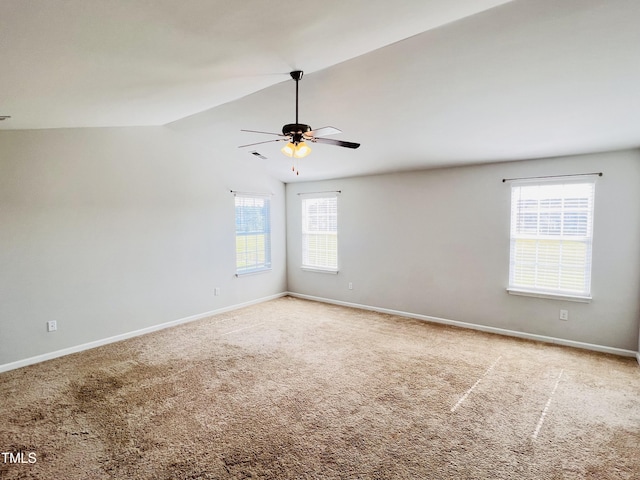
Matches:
[[301, 194, 338, 272], [235, 194, 271, 275], [508, 180, 596, 300]]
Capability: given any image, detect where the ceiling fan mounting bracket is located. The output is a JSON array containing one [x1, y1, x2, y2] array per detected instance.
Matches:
[[290, 70, 303, 82]]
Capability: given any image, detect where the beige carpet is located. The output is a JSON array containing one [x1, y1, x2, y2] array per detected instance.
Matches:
[[1, 296, 639, 479]]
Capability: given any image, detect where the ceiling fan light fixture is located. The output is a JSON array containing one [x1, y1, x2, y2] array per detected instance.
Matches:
[[281, 141, 312, 158], [281, 142, 296, 157], [294, 141, 311, 158]]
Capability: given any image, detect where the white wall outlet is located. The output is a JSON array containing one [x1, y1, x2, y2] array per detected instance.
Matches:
[[348, 282, 353, 290], [47, 320, 57, 332], [559, 309, 569, 321], [214, 287, 221, 296]]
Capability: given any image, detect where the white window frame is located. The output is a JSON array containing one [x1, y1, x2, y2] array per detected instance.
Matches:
[[234, 193, 272, 276], [301, 193, 339, 273], [507, 178, 596, 302]]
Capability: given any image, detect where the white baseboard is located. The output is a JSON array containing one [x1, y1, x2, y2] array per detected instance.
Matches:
[[288, 292, 639, 360], [0, 292, 288, 374], [3, 291, 636, 374]]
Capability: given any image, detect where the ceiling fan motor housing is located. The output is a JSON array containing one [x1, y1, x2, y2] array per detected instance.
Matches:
[[282, 123, 312, 143]]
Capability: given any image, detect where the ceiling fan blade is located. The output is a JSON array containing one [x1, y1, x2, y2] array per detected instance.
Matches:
[[238, 139, 286, 148], [241, 129, 287, 137], [306, 126, 342, 138], [312, 137, 360, 149]]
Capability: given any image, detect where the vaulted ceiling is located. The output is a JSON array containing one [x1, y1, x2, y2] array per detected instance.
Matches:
[[2, 0, 639, 182]]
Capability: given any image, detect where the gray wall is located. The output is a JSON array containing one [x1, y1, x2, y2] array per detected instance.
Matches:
[[286, 150, 640, 352], [2, 131, 638, 367], [0, 127, 286, 366]]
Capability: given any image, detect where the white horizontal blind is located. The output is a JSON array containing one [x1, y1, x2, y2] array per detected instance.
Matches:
[[235, 195, 271, 275], [509, 180, 595, 297], [302, 195, 338, 271]]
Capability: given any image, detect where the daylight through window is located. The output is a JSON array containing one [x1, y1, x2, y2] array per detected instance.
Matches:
[[235, 194, 271, 275]]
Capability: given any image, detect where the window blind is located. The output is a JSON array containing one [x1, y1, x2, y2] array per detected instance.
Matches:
[[509, 180, 595, 298], [302, 195, 338, 272]]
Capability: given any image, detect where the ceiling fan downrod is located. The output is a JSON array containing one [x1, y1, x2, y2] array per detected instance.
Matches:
[[282, 70, 311, 142], [291, 70, 303, 124]]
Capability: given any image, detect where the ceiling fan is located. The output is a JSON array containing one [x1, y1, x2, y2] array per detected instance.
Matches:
[[239, 70, 360, 174]]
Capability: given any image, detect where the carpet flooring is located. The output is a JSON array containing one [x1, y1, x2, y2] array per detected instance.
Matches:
[[1, 296, 639, 479]]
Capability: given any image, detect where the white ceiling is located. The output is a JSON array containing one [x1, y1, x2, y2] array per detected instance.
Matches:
[[2, 0, 640, 182]]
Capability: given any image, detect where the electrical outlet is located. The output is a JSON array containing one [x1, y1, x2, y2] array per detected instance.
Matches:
[[559, 309, 569, 321], [214, 287, 220, 296], [47, 320, 57, 332], [348, 282, 353, 290]]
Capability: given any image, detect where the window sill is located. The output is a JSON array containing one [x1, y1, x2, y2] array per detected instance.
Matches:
[[301, 267, 339, 275], [236, 268, 272, 277], [507, 288, 591, 303]]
